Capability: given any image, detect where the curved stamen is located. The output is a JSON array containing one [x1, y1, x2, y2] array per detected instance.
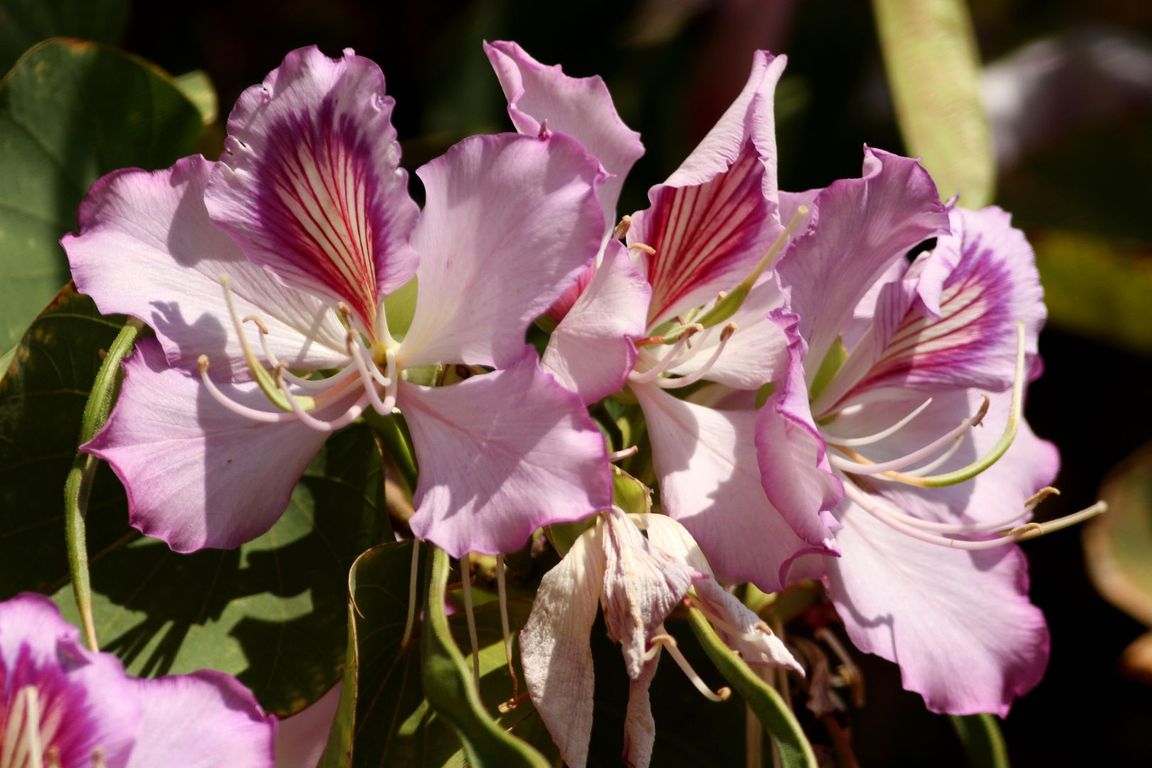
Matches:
[[822, 397, 934, 447], [1008, 501, 1108, 541], [608, 446, 639, 462], [898, 434, 966, 477], [830, 396, 989, 475], [219, 274, 312, 413], [198, 357, 304, 424], [841, 482, 1019, 551], [645, 632, 731, 702], [345, 331, 397, 415], [629, 326, 701, 384], [881, 323, 1028, 488], [655, 323, 737, 390], [275, 369, 369, 433]]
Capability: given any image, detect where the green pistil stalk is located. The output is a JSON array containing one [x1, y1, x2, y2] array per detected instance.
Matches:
[[884, 322, 1027, 488], [693, 205, 810, 331]]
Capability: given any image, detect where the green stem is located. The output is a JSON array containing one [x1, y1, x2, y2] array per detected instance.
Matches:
[[365, 411, 418, 490], [64, 318, 143, 652]]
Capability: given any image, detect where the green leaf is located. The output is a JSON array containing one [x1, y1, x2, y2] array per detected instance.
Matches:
[[0, 38, 203, 348], [685, 604, 816, 768], [0, 0, 128, 74], [950, 713, 1010, 768], [1031, 230, 1152, 353], [872, 0, 994, 206], [0, 285, 126, 597], [422, 547, 550, 768], [51, 423, 387, 715], [173, 70, 219, 126]]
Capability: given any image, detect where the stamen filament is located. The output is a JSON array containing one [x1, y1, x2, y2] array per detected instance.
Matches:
[[276, 372, 369, 432], [842, 483, 1020, 550], [881, 323, 1027, 488], [245, 315, 358, 392], [822, 397, 934, 447], [220, 274, 313, 413], [400, 541, 421, 649], [198, 358, 304, 424], [1008, 501, 1108, 540], [647, 633, 731, 702], [460, 556, 481, 690], [654, 323, 736, 390], [345, 332, 397, 415], [830, 396, 989, 475], [629, 327, 700, 384], [608, 446, 639, 462], [898, 434, 966, 477], [496, 555, 519, 698]]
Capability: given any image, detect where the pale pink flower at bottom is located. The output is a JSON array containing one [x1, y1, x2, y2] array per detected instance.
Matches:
[[0, 593, 274, 767], [520, 509, 800, 768]]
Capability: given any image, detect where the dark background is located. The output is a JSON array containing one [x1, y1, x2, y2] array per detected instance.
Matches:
[[113, 1, 1152, 764]]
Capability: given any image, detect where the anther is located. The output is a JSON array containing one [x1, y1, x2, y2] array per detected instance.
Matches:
[[1007, 501, 1108, 541], [612, 215, 632, 240], [609, 446, 639, 462]]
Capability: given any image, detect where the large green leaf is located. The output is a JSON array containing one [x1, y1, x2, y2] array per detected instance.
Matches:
[[0, 38, 203, 348], [0, 0, 128, 74], [52, 423, 388, 716], [0, 285, 126, 596], [872, 0, 994, 206]]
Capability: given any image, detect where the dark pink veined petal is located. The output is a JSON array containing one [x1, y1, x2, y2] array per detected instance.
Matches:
[[520, 525, 606, 768], [543, 241, 651, 403], [0, 595, 140, 768], [778, 147, 949, 373], [634, 385, 835, 592], [84, 338, 336, 552], [206, 46, 418, 330], [400, 352, 611, 557], [824, 503, 1049, 716], [831, 206, 1046, 405], [401, 133, 605, 369], [64, 156, 349, 377], [128, 671, 275, 768], [631, 141, 774, 326], [484, 40, 644, 222], [666, 50, 787, 199]]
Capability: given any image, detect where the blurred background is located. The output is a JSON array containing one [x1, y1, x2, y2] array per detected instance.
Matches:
[[7, 0, 1152, 764]]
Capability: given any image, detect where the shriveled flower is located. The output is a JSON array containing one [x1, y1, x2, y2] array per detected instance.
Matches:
[[0, 593, 274, 767], [64, 46, 612, 556], [486, 42, 837, 592], [520, 507, 800, 768], [773, 200, 1058, 715]]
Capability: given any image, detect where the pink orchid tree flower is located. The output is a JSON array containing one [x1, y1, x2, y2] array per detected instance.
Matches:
[[63, 46, 613, 557], [485, 42, 838, 592], [520, 507, 800, 768], [773, 199, 1058, 716], [0, 593, 274, 767]]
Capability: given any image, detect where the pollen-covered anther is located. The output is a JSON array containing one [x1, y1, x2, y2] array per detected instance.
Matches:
[[612, 214, 632, 240], [645, 632, 731, 703]]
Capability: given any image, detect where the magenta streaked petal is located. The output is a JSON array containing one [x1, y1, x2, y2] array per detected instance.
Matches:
[[543, 241, 651, 403], [825, 503, 1048, 716], [64, 156, 349, 376], [520, 526, 606, 768], [849, 207, 1047, 397], [634, 385, 833, 592], [84, 338, 334, 552], [128, 670, 275, 768], [0, 595, 140, 768], [601, 507, 694, 679], [632, 141, 774, 326], [484, 40, 644, 222], [206, 46, 418, 329], [778, 147, 949, 371], [666, 50, 787, 199], [401, 353, 611, 557], [401, 133, 605, 369]]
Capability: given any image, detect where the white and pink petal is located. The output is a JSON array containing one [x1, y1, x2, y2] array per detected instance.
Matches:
[[400, 133, 605, 370], [401, 353, 611, 557], [84, 338, 337, 552]]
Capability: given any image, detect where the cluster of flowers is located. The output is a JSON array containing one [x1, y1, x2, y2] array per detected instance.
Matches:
[[3, 42, 1060, 765]]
